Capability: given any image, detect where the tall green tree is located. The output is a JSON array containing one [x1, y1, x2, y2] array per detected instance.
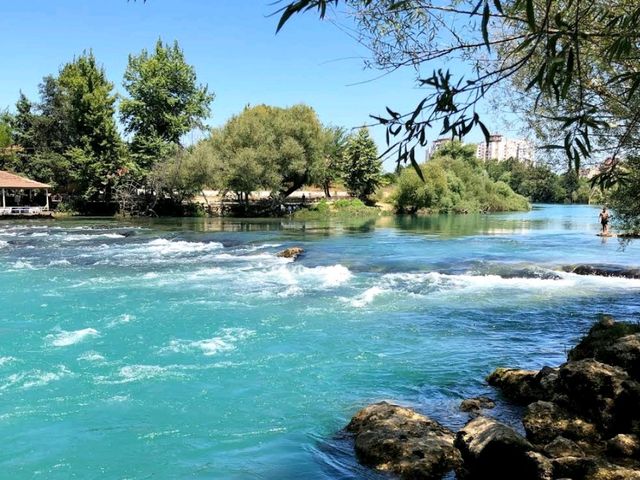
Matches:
[[120, 39, 214, 169], [57, 52, 123, 200], [341, 128, 381, 202], [312, 125, 347, 197], [8, 52, 123, 201]]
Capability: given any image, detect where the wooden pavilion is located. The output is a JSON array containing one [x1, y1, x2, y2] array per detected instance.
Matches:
[[0, 170, 51, 216]]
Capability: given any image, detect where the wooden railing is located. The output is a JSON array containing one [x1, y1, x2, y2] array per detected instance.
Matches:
[[0, 206, 47, 215]]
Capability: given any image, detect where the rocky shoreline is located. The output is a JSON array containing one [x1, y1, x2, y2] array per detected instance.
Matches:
[[341, 317, 640, 479]]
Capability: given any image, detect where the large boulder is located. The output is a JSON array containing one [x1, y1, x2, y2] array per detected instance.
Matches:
[[552, 456, 601, 479], [600, 334, 640, 380], [455, 416, 540, 479], [569, 318, 640, 379], [486, 368, 543, 404], [276, 247, 304, 260], [346, 402, 462, 479], [523, 401, 600, 446], [556, 359, 629, 429], [607, 433, 640, 458]]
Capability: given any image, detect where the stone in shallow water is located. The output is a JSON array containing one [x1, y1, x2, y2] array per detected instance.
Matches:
[[565, 264, 640, 279], [568, 318, 640, 380], [346, 401, 462, 479], [460, 396, 496, 413], [276, 247, 304, 259]]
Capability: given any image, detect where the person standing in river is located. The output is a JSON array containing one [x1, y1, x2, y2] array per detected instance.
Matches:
[[599, 206, 610, 235]]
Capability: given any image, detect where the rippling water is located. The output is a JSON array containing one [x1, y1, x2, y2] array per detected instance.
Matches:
[[0, 204, 638, 479]]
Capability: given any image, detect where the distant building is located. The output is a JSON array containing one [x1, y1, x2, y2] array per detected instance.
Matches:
[[427, 135, 535, 163], [475, 135, 534, 162], [426, 138, 456, 160]]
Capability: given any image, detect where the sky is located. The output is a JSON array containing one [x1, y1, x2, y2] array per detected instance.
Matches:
[[0, 0, 520, 170]]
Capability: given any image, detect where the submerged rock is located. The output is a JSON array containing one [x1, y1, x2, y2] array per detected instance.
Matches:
[[459, 396, 496, 413], [455, 416, 539, 479], [346, 401, 462, 479], [276, 247, 304, 260], [564, 264, 640, 279]]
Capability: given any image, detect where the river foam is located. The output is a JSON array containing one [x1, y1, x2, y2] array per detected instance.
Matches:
[[46, 328, 100, 347], [161, 328, 255, 357]]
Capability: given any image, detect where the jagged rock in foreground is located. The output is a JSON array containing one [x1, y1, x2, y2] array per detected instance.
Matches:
[[346, 401, 462, 479], [486, 318, 640, 479], [563, 264, 640, 279], [455, 416, 548, 480], [276, 247, 304, 259]]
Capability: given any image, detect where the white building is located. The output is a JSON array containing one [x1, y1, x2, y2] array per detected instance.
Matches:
[[427, 135, 535, 163], [426, 138, 456, 160], [475, 135, 534, 163]]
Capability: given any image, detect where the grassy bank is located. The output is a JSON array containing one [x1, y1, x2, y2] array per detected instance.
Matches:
[[293, 198, 382, 220]]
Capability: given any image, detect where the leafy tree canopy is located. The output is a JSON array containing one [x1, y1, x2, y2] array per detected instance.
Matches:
[[206, 104, 324, 200]]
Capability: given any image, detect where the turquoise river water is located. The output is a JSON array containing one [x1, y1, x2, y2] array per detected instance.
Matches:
[[0, 204, 639, 479]]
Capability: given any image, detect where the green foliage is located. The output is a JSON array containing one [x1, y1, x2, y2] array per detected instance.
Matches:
[[393, 148, 529, 214], [294, 197, 379, 220], [311, 125, 347, 197], [149, 143, 219, 202], [341, 128, 382, 202], [609, 157, 640, 233], [204, 104, 324, 200], [486, 158, 565, 203], [120, 39, 214, 169]]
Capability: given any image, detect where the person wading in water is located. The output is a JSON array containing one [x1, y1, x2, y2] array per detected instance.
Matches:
[[599, 207, 610, 235]]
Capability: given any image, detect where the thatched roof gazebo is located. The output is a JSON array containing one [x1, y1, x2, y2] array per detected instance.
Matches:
[[0, 170, 51, 215]]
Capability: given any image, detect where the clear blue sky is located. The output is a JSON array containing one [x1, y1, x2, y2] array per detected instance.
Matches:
[[0, 0, 513, 169]]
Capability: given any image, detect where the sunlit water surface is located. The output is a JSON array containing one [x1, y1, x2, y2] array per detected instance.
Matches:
[[0, 204, 639, 479]]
